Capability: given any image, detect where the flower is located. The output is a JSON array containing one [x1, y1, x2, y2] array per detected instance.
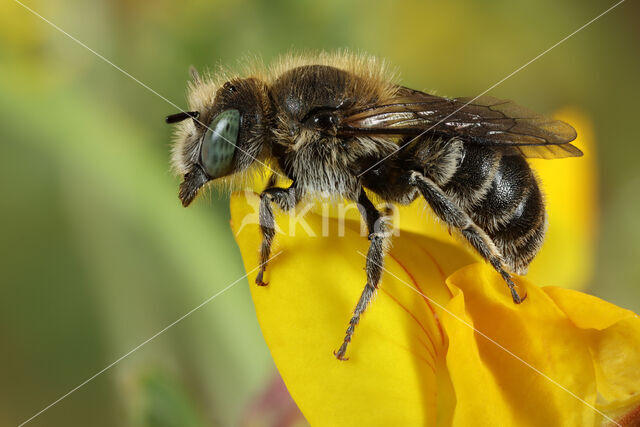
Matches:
[[231, 193, 640, 426], [229, 110, 640, 425]]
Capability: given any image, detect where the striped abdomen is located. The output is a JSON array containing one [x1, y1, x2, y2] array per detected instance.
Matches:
[[441, 144, 546, 274]]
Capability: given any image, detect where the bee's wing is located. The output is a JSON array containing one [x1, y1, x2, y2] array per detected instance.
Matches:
[[339, 88, 582, 159]]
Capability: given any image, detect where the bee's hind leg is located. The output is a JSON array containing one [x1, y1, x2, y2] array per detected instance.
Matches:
[[334, 189, 392, 360], [256, 184, 298, 286], [408, 171, 525, 304]]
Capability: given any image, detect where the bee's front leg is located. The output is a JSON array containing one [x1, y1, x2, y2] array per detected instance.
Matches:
[[256, 184, 298, 286], [334, 188, 392, 360]]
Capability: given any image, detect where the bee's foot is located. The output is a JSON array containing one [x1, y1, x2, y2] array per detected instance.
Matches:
[[500, 271, 525, 304], [510, 286, 527, 304], [333, 349, 349, 361], [255, 270, 268, 287]]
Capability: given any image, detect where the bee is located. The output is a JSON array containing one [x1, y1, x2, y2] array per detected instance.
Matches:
[[167, 52, 581, 360]]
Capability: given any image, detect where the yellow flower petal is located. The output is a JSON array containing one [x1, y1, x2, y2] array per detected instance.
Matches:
[[231, 191, 640, 426], [544, 287, 640, 416], [443, 265, 640, 426], [527, 108, 598, 288], [231, 192, 466, 425]]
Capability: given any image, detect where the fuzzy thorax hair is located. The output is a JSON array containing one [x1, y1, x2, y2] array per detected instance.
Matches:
[[170, 51, 399, 196]]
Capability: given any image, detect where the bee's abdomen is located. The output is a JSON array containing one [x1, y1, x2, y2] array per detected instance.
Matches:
[[443, 145, 546, 274], [441, 144, 500, 211]]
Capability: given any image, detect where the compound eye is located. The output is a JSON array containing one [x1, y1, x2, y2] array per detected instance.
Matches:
[[200, 109, 240, 178]]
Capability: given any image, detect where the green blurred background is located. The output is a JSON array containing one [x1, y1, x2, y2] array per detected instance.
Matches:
[[1, 0, 639, 425]]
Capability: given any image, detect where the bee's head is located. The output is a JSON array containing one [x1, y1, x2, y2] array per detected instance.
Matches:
[[168, 70, 272, 206]]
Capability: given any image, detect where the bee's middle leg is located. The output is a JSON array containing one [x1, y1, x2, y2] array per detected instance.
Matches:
[[335, 189, 392, 360], [256, 185, 298, 286], [408, 171, 525, 304]]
